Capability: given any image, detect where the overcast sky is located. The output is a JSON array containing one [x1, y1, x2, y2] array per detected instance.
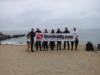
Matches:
[[0, 0, 100, 31]]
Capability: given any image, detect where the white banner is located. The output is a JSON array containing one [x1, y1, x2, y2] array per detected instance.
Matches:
[[36, 33, 74, 41]]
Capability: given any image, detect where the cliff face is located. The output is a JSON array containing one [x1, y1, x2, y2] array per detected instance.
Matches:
[[0, 32, 25, 41]]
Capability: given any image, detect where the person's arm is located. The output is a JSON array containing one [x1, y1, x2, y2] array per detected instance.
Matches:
[[27, 32, 31, 38]]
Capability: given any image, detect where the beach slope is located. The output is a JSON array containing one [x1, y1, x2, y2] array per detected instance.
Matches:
[[0, 45, 100, 75]]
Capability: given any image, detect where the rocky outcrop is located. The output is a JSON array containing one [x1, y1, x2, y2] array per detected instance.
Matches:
[[0, 32, 25, 41], [0, 32, 11, 40], [11, 34, 25, 38]]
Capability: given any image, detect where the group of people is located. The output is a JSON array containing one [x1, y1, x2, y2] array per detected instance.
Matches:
[[26, 27, 79, 52]]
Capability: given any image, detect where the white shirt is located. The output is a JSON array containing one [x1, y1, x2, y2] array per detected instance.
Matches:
[[72, 30, 79, 40]]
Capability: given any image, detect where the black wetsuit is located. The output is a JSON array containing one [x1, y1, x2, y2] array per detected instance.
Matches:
[[63, 30, 70, 50], [56, 31, 62, 50], [75, 38, 79, 50], [43, 32, 48, 51], [50, 31, 55, 50], [27, 31, 35, 52]]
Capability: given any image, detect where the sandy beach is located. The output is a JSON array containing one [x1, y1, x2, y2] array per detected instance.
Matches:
[[0, 45, 100, 75]]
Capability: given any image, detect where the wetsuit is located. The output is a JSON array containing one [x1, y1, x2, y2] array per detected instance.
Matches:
[[63, 30, 70, 50]]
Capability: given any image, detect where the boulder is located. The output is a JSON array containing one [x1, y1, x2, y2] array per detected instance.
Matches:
[[85, 41, 94, 51]]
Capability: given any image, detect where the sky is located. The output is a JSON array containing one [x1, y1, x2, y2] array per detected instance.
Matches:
[[0, 0, 100, 31]]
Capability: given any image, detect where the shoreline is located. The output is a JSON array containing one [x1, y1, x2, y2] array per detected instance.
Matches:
[[0, 44, 86, 51]]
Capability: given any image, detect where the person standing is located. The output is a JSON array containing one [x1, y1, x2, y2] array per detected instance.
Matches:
[[35, 28, 42, 51], [50, 29, 55, 50], [27, 28, 35, 52], [43, 29, 48, 51], [71, 27, 79, 50], [63, 27, 70, 50], [56, 28, 62, 50]]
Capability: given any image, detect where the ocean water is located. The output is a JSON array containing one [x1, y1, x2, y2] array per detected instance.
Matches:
[[0, 29, 100, 45], [79, 29, 100, 44]]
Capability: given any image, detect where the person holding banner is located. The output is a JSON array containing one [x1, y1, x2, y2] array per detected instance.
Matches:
[[43, 29, 48, 51], [50, 29, 55, 50], [35, 28, 42, 51], [71, 27, 79, 50], [63, 27, 70, 50], [56, 28, 62, 50]]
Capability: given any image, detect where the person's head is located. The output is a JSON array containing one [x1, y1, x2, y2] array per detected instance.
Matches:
[[44, 29, 48, 33], [31, 28, 34, 32], [51, 29, 55, 33], [65, 27, 68, 31], [73, 27, 76, 31], [36, 28, 39, 31], [57, 28, 60, 31]]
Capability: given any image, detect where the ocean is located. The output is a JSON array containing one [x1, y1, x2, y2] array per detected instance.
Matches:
[[0, 29, 100, 45]]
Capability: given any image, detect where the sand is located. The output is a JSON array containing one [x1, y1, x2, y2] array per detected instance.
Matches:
[[0, 45, 100, 75]]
